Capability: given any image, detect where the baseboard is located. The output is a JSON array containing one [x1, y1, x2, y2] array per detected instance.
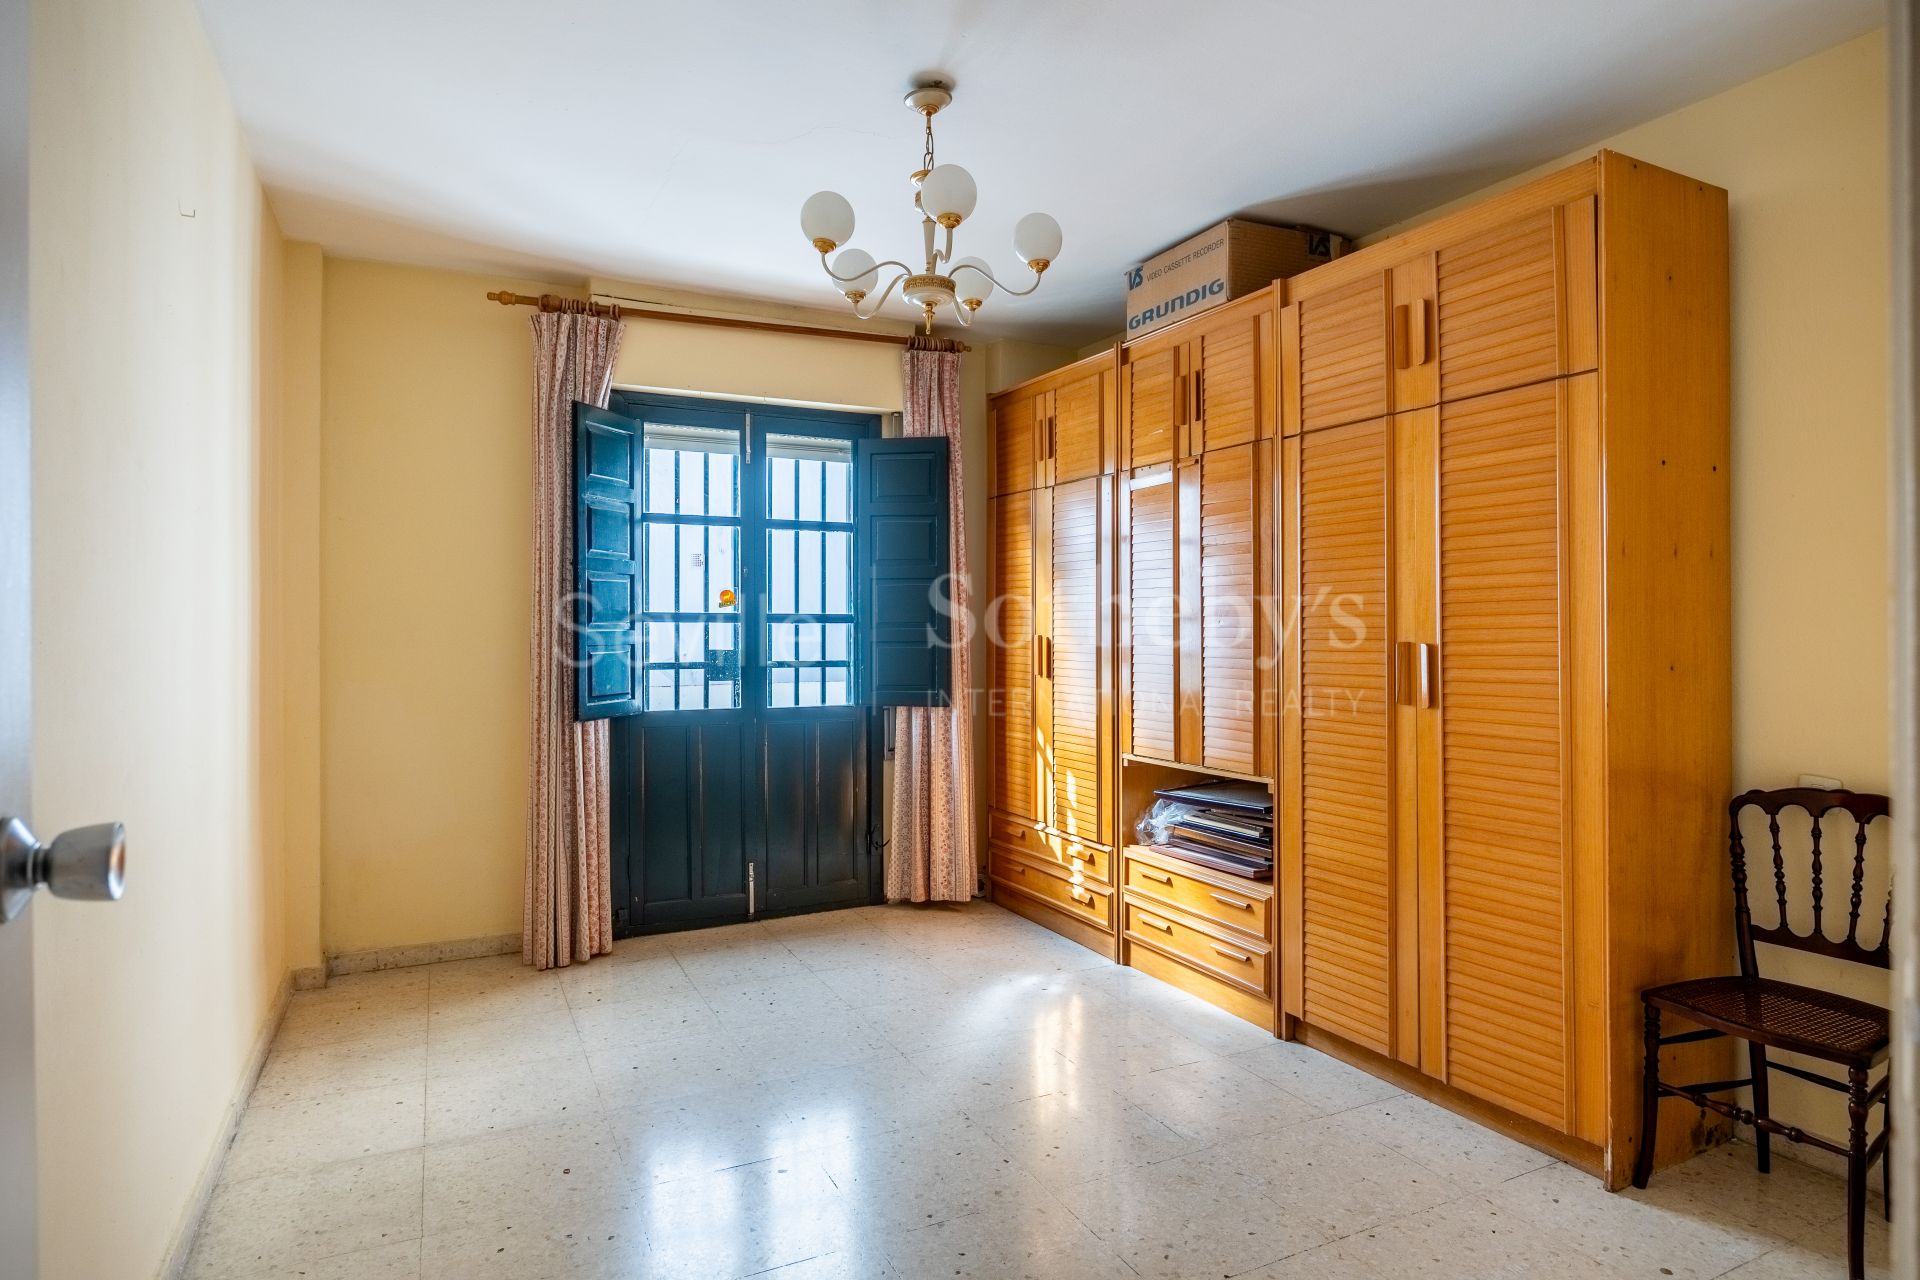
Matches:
[[157, 971, 293, 1280], [290, 964, 327, 991], [325, 932, 519, 978]]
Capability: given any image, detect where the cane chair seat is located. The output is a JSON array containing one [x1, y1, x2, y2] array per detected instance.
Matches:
[[1643, 975, 1889, 1065]]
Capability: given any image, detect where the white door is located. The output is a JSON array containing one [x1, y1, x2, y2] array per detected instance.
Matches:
[[0, 7, 129, 1270], [1, 0, 36, 1266]]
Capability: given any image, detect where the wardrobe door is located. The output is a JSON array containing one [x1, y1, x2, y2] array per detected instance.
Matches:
[[1052, 363, 1112, 483], [1287, 272, 1392, 433], [989, 490, 1039, 822], [1048, 475, 1110, 845], [1432, 198, 1597, 403], [1282, 416, 1399, 1056], [1197, 441, 1270, 776], [1191, 307, 1267, 455], [1121, 466, 1178, 764], [993, 390, 1038, 496], [1424, 379, 1574, 1131], [1122, 344, 1182, 469]]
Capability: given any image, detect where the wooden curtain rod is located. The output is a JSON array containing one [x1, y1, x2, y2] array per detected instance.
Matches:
[[485, 290, 969, 352]]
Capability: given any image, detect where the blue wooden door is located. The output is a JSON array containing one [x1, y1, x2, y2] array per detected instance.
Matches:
[[596, 394, 883, 932]]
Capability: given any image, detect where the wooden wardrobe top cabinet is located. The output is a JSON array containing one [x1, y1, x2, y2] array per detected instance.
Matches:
[[1120, 288, 1278, 468], [990, 348, 1119, 496], [1279, 162, 1599, 435]]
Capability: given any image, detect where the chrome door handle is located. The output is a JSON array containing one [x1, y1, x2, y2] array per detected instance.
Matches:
[[0, 817, 126, 923]]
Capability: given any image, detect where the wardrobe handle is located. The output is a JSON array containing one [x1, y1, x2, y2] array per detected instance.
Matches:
[[1194, 367, 1205, 422], [1394, 641, 1415, 706], [1138, 913, 1173, 933], [1032, 634, 1052, 680], [1393, 304, 1410, 369], [1140, 869, 1173, 885], [1409, 299, 1430, 366], [1417, 642, 1437, 709], [1209, 892, 1252, 911], [1212, 945, 1252, 964]]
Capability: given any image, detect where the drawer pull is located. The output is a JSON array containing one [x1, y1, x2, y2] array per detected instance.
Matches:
[[1212, 945, 1252, 964], [1209, 892, 1252, 911], [1138, 913, 1173, 933], [1140, 870, 1173, 885], [1008, 863, 1025, 874], [1070, 887, 1090, 904]]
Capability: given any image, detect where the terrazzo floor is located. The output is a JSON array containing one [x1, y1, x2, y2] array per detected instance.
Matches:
[[186, 900, 1884, 1278]]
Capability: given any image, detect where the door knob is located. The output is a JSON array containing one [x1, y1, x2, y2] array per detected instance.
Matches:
[[0, 817, 126, 924]]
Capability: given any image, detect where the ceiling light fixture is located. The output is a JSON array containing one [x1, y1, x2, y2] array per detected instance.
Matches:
[[799, 78, 1062, 334]]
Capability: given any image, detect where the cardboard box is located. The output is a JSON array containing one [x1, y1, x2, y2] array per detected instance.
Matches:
[[1125, 219, 1349, 338]]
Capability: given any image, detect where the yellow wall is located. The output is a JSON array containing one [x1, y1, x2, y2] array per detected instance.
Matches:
[[28, 0, 292, 1273], [595, 279, 913, 411], [278, 243, 325, 976], [315, 266, 957, 952], [318, 262, 552, 952], [1370, 29, 1891, 1148]]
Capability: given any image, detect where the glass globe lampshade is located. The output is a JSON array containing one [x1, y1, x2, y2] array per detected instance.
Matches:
[[917, 164, 977, 226], [800, 191, 856, 251], [831, 248, 879, 298], [950, 256, 995, 306], [1013, 212, 1063, 267]]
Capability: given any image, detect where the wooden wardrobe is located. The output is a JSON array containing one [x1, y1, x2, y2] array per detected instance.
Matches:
[[985, 150, 1731, 1188], [986, 350, 1121, 954], [1275, 151, 1731, 1186]]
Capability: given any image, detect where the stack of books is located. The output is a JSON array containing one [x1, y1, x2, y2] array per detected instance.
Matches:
[[1151, 780, 1274, 879]]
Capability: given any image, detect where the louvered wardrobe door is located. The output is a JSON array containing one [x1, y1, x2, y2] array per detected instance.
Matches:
[[1198, 441, 1269, 776], [993, 391, 1037, 496], [989, 491, 1038, 821], [1049, 475, 1109, 844], [1123, 346, 1180, 468], [1434, 198, 1595, 403], [1052, 367, 1109, 483], [1123, 467, 1178, 763], [1287, 418, 1397, 1055], [1193, 313, 1263, 454], [1429, 380, 1572, 1130], [1294, 273, 1391, 432]]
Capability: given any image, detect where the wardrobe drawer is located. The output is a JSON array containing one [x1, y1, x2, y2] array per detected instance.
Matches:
[[990, 810, 1043, 852], [1124, 855, 1269, 941], [1040, 829, 1113, 884], [991, 812, 1113, 885], [991, 850, 1112, 931], [1123, 898, 1271, 998]]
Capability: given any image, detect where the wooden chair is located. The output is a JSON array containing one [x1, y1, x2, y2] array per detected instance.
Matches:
[[1634, 787, 1891, 1280]]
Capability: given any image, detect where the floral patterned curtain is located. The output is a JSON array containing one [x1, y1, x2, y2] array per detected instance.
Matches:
[[525, 309, 624, 967], [887, 338, 976, 902]]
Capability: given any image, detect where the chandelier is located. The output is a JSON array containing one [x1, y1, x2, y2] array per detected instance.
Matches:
[[798, 79, 1062, 334]]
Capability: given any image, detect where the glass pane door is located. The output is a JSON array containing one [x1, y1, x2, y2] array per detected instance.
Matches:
[[764, 434, 855, 708], [638, 421, 742, 711]]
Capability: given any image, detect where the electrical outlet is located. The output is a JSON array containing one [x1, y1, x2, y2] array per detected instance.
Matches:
[[1797, 774, 1845, 791]]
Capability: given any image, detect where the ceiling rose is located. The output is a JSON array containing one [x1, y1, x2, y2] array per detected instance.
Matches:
[[799, 77, 1062, 335]]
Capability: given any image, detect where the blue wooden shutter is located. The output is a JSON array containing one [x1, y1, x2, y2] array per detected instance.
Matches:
[[857, 436, 952, 706], [574, 402, 643, 719]]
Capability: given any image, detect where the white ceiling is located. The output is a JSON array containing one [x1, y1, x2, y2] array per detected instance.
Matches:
[[195, 0, 1881, 344]]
